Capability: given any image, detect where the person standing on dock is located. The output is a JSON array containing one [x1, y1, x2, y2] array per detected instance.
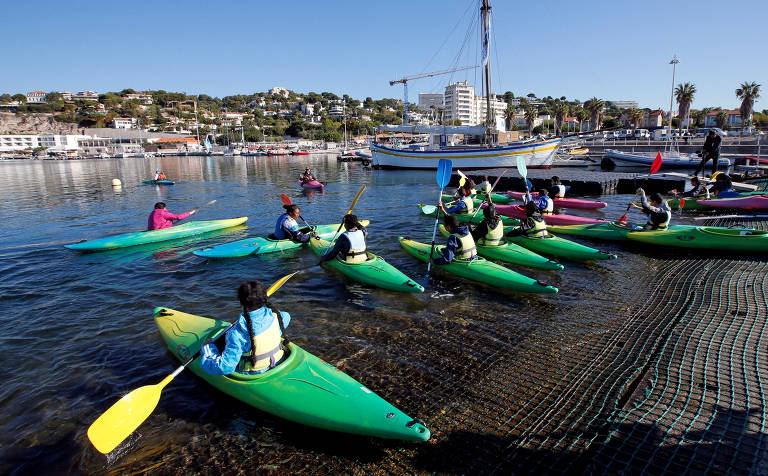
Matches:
[[432, 215, 477, 264], [694, 130, 722, 176]]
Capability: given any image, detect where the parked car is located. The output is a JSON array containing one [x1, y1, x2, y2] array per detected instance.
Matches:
[[617, 129, 634, 139], [634, 129, 650, 139]]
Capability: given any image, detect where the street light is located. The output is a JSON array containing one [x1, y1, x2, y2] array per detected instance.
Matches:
[[669, 55, 679, 136]]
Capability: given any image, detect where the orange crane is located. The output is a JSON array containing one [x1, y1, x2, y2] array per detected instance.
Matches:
[[389, 65, 478, 124]]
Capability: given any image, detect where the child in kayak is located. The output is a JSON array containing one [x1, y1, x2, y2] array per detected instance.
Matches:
[[274, 204, 317, 242], [676, 176, 710, 199], [439, 186, 474, 215], [299, 168, 316, 184], [550, 176, 566, 198], [709, 173, 739, 198], [506, 201, 549, 238], [154, 169, 167, 181], [520, 189, 553, 215], [147, 202, 196, 230], [432, 215, 478, 264], [318, 214, 368, 263], [201, 280, 291, 375], [476, 175, 491, 195], [470, 204, 505, 246], [633, 188, 671, 230]]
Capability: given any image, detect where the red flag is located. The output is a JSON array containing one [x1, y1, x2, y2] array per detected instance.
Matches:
[[650, 151, 663, 174], [679, 198, 685, 209]]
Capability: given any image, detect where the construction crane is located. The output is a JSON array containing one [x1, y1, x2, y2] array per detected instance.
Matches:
[[389, 65, 478, 124]]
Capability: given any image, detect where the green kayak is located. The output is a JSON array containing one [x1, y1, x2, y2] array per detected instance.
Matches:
[[667, 197, 710, 211], [625, 226, 768, 251], [66, 217, 248, 251], [398, 237, 558, 294], [547, 222, 697, 242], [154, 307, 430, 441], [504, 231, 617, 261], [309, 237, 424, 293], [193, 221, 369, 258], [418, 204, 519, 226], [438, 225, 563, 271]]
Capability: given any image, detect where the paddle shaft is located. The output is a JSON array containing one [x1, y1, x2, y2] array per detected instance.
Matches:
[[469, 170, 508, 221], [427, 189, 443, 274]]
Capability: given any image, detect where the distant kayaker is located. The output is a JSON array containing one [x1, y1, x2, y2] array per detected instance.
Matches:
[[432, 215, 477, 264], [476, 175, 491, 195], [299, 168, 316, 184], [318, 214, 368, 263], [550, 176, 566, 198], [506, 201, 549, 238], [440, 186, 474, 215], [535, 189, 554, 215], [200, 280, 290, 375], [633, 188, 671, 230], [694, 129, 722, 176], [274, 204, 317, 242], [676, 176, 710, 199], [154, 169, 167, 181], [147, 202, 195, 231], [470, 204, 505, 246], [709, 173, 739, 198]]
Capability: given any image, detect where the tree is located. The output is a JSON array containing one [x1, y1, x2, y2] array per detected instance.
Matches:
[[626, 108, 644, 129], [11, 94, 26, 104], [503, 91, 515, 104], [552, 101, 568, 136], [674, 82, 696, 131], [574, 108, 588, 132], [503, 104, 516, 131], [0, 93, 11, 103], [715, 111, 728, 130], [736, 81, 761, 134], [583, 97, 605, 131], [523, 106, 537, 135], [526, 93, 536, 99], [689, 109, 705, 128]]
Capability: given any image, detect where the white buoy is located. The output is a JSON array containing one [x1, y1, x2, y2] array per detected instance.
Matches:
[[112, 179, 122, 186]]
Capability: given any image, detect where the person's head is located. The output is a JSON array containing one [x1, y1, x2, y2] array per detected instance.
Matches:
[[444, 215, 460, 232], [282, 204, 300, 218], [154, 202, 166, 210], [649, 192, 663, 206], [304, 168, 311, 173], [551, 175, 561, 185], [343, 214, 360, 230], [539, 189, 549, 197], [483, 203, 497, 219], [708, 130, 716, 137], [461, 186, 472, 197], [690, 176, 700, 186], [524, 200, 538, 216], [483, 175, 489, 182], [156, 169, 161, 173]]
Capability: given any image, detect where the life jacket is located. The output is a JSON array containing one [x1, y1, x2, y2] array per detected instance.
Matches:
[[456, 196, 474, 214], [452, 230, 477, 260], [237, 316, 284, 374], [339, 229, 367, 263], [525, 216, 550, 238], [646, 205, 671, 230], [536, 196, 554, 215], [274, 213, 298, 240], [478, 219, 505, 246], [477, 182, 491, 194], [553, 184, 566, 197]]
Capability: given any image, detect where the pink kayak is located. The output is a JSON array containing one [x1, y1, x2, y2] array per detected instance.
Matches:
[[506, 191, 607, 210], [697, 195, 768, 210], [495, 204, 607, 226], [298, 179, 324, 190]]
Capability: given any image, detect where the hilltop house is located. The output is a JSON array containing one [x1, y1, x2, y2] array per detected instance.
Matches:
[[704, 109, 743, 127], [26, 91, 46, 104]]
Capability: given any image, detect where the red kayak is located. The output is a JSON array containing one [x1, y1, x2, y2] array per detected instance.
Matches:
[[697, 195, 768, 210], [506, 191, 607, 210], [298, 179, 324, 190], [495, 204, 607, 226], [293, 151, 311, 155]]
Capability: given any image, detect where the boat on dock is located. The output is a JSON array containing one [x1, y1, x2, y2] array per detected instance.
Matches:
[[605, 149, 731, 169]]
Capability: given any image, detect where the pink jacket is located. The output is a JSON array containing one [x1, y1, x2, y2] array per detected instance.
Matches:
[[147, 209, 191, 230]]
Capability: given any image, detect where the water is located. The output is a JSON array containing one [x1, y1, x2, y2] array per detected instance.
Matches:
[[0, 155, 659, 474]]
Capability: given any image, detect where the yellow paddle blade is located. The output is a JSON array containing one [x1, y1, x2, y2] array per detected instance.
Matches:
[[459, 177, 466, 187], [345, 184, 367, 215], [87, 380, 167, 454], [266, 271, 299, 296]]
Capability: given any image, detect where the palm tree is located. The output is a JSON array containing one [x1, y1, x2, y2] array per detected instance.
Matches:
[[715, 110, 728, 130], [574, 108, 588, 132], [674, 82, 696, 133], [736, 81, 761, 134], [689, 109, 704, 128], [583, 97, 605, 131], [627, 108, 644, 129], [552, 101, 568, 136], [523, 106, 537, 136], [504, 104, 516, 131]]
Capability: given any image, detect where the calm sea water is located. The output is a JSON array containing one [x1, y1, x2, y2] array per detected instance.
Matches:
[[0, 155, 659, 474]]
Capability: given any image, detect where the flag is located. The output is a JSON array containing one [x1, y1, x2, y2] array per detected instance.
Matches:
[[650, 151, 663, 174], [482, 13, 491, 67]]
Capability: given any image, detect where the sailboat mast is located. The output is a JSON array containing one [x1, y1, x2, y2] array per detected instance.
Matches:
[[481, 0, 494, 145]]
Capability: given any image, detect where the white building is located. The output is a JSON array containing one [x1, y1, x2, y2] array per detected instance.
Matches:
[[418, 93, 444, 109], [268, 86, 290, 98], [0, 134, 85, 152], [328, 104, 344, 117], [301, 104, 315, 115], [444, 82, 475, 125], [125, 93, 153, 105], [112, 117, 138, 129], [26, 91, 46, 104], [611, 100, 639, 110], [72, 90, 99, 101], [475, 95, 508, 132]]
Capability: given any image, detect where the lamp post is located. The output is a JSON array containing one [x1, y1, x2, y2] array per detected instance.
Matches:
[[669, 55, 679, 137]]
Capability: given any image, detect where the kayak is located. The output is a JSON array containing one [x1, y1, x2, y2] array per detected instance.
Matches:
[[697, 195, 768, 210], [667, 197, 711, 211], [547, 222, 638, 241], [309, 238, 424, 293], [625, 226, 768, 251], [194, 221, 369, 258], [398, 237, 558, 294], [503, 230, 617, 261], [495, 204, 608, 226], [154, 307, 430, 441], [66, 217, 248, 251], [505, 191, 607, 210], [298, 179, 324, 190], [418, 204, 519, 226], [143, 179, 175, 185], [438, 225, 563, 271], [441, 193, 512, 205]]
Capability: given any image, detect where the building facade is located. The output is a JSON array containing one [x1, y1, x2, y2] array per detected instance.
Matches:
[[112, 118, 138, 129], [704, 109, 744, 127], [611, 100, 640, 110], [444, 82, 475, 125], [418, 93, 444, 109], [26, 91, 46, 104]]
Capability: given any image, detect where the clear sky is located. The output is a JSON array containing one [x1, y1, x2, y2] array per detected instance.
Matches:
[[1, 0, 765, 111]]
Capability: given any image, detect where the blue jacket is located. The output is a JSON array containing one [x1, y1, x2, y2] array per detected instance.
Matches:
[[435, 225, 476, 264], [445, 199, 469, 214], [200, 306, 291, 375]]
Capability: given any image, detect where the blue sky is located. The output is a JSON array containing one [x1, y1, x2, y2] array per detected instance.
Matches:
[[2, 0, 765, 111]]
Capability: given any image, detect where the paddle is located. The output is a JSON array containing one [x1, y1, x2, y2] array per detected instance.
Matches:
[[469, 170, 509, 222], [318, 185, 367, 263], [516, 157, 532, 204], [280, 194, 315, 230], [87, 272, 300, 455], [427, 159, 453, 274], [190, 199, 216, 216], [618, 152, 663, 222]]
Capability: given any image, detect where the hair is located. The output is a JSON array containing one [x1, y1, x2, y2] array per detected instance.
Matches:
[[467, 178, 476, 189], [483, 203, 501, 228], [551, 176, 561, 184], [282, 204, 299, 214], [444, 215, 459, 229], [525, 200, 538, 216], [650, 192, 663, 203], [709, 129, 716, 135], [461, 186, 472, 197], [483, 175, 489, 181], [539, 189, 549, 196], [691, 176, 700, 185], [343, 213, 360, 229], [237, 280, 286, 367], [154, 202, 166, 209]]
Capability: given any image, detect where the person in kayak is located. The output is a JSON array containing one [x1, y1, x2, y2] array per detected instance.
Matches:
[[633, 188, 671, 230], [709, 173, 739, 198], [506, 201, 550, 238], [200, 280, 291, 375], [535, 189, 554, 215], [274, 204, 317, 242], [476, 175, 491, 195], [318, 214, 368, 263], [439, 186, 475, 215], [154, 169, 167, 181], [432, 215, 477, 264], [674, 176, 710, 199], [299, 168, 316, 184], [550, 176, 566, 198], [470, 204, 505, 246], [147, 202, 195, 231]]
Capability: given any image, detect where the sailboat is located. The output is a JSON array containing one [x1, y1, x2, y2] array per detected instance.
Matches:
[[369, 0, 561, 170], [338, 100, 359, 161]]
